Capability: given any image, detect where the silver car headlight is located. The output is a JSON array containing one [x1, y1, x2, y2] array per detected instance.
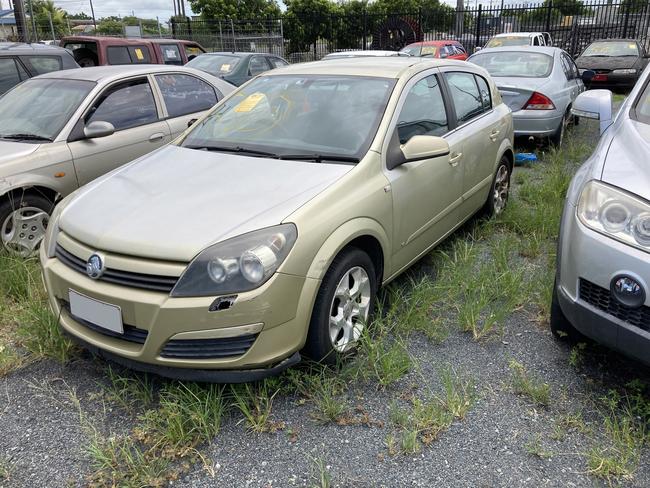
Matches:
[[577, 180, 650, 252], [171, 224, 298, 297], [612, 69, 637, 75]]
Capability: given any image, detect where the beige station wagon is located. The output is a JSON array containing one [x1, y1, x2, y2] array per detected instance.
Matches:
[[0, 65, 234, 255], [40, 58, 514, 382]]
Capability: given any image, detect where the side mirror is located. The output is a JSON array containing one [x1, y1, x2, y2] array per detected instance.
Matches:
[[474, 46, 482, 53], [187, 118, 198, 128], [571, 89, 613, 135], [83, 121, 115, 139], [581, 69, 595, 83], [387, 134, 450, 170]]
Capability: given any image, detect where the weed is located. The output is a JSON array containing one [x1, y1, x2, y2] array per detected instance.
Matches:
[[0, 342, 25, 376], [439, 366, 475, 419], [0, 456, 11, 480], [308, 453, 332, 488], [524, 434, 553, 459], [17, 299, 76, 363], [232, 382, 283, 433], [0, 254, 40, 301], [509, 359, 551, 407], [569, 343, 587, 368], [400, 429, 421, 454], [101, 367, 155, 413]]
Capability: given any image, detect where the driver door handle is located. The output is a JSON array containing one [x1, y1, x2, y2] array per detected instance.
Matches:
[[449, 152, 463, 166], [489, 129, 500, 142], [149, 132, 165, 142]]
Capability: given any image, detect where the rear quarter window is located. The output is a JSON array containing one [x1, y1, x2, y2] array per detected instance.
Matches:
[[107, 45, 151, 65], [21, 56, 62, 74]]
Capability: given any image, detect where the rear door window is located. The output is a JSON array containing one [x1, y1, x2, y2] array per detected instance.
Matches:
[[155, 74, 218, 117], [249, 56, 271, 76], [21, 56, 62, 74], [0, 58, 25, 94], [87, 79, 158, 130], [444, 72, 484, 124], [107, 45, 151, 65], [160, 44, 183, 65]]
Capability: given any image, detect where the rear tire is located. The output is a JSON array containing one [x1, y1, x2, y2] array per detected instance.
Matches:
[[304, 247, 378, 365], [549, 112, 569, 147], [483, 156, 511, 218], [550, 278, 584, 342]]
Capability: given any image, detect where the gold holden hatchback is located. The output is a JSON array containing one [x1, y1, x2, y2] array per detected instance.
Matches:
[[40, 57, 513, 382]]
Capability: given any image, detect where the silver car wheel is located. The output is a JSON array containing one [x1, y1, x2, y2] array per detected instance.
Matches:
[[329, 266, 371, 352], [493, 165, 509, 215], [1, 206, 49, 257]]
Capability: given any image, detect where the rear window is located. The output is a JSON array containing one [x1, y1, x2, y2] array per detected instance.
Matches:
[[160, 44, 183, 65], [186, 54, 241, 76], [107, 45, 151, 65], [470, 51, 553, 78], [486, 36, 531, 48]]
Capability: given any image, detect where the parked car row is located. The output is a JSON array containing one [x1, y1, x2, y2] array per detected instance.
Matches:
[[1, 32, 648, 380]]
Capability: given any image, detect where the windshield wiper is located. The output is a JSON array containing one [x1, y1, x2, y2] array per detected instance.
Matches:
[[0, 133, 53, 142], [279, 154, 359, 164], [184, 145, 280, 158]]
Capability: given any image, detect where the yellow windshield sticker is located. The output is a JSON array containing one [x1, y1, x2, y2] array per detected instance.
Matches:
[[235, 93, 266, 112], [630, 44, 637, 49], [421, 46, 437, 55], [220, 64, 231, 72], [134, 48, 144, 60]]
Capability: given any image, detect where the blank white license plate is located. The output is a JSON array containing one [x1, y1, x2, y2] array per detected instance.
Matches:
[[69, 289, 123, 334]]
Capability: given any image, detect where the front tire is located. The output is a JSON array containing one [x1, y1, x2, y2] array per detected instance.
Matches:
[[0, 193, 53, 257], [304, 247, 378, 365]]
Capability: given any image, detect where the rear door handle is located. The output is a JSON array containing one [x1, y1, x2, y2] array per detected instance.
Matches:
[[149, 132, 165, 142], [489, 129, 500, 142], [449, 152, 463, 166]]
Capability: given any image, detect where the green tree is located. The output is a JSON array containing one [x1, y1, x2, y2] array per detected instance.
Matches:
[[68, 12, 91, 20], [96, 18, 124, 36], [189, 0, 282, 19], [30, 0, 68, 37], [283, 0, 340, 53], [621, 0, 648, 13]]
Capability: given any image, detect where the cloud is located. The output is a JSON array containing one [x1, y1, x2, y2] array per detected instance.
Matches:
[[55, 0, 195, 22]]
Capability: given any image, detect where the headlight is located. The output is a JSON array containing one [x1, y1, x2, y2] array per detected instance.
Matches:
[[171, 224, 297, 297], [612, 69, 637, 75], [577, 180, 650, 252]]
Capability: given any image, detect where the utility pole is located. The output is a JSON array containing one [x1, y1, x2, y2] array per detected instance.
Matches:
[[13, 0, 28, 42], [89, 0, 96, 33], [456, 0, 464, 38], [173, 0, 177, 17]]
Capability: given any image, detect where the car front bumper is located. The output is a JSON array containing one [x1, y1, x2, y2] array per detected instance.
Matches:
[[40, 241, 321, 381], [587, 72, 639, 89], [557, 203, 650, 366], [512, 110, 564, 138]]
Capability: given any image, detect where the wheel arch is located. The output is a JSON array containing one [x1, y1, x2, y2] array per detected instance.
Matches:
[[0, 184, 59, 208], [304, 218, 390, 285]]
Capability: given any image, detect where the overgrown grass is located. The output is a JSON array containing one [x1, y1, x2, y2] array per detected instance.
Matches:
[[0, 456, 11, 481]]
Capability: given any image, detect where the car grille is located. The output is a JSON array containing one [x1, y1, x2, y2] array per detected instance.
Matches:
[[55, 244, 178, 293], [62, 301, 149, 344], [579, 279, 650, 332], [160, 334, 258, 359]]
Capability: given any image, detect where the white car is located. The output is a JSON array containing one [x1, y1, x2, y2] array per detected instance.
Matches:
[[484, 32, 552, 49]]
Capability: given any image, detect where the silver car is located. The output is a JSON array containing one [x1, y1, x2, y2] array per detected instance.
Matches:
[[552, 64, 650, 365], [469, 46, 589, 145], [0, 65, 234, 256]]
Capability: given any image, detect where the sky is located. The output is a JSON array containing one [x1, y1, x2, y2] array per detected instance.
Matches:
[[48, 0, 517, 23]]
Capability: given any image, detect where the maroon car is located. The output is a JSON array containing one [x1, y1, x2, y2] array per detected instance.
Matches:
[[61, 36, 205, 67]]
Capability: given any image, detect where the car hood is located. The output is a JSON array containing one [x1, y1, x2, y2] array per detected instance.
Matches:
[[575, 56, 639, 70], [601, 119, 650, 201], [0, 141, 40, 168], [59, 145, 352, 262]]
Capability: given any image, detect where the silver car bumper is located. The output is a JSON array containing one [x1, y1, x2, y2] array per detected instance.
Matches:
[[557, 202, 650, 365], [512, 110, 563, 137]]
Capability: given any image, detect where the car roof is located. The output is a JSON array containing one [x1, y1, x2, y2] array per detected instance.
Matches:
[[265, 57, 468, 79], [408, 40, 462, 46], [325, 50, 401, 57], [590, 38, 639, 43], [0, 42, 69, 55], [199, 52, 265, 58], [33, 64, 210, 82], [472, 46, 559, 56]]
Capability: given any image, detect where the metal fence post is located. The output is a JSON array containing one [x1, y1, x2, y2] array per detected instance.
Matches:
[[47, 11, 55, 40], [475, 4, 482, 51], [545, 0, 553, 33], [230, 19, 236, 51], [362, 9, 367, 50], [171, 18, 177, 38], [622, 0, 631, 39]]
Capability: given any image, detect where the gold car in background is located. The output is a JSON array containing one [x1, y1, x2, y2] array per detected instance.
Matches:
[[40, 57, 514, 382]]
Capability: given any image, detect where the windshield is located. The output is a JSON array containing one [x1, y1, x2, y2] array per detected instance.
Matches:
[[485, 36, 530, 48], [181, 75, 395, 161], [470, 51, 553, 78], [0, 79, 94, 141], [400, 45, 421, 56], [582, 41, 639, 57], [186, 54, 241, 76]]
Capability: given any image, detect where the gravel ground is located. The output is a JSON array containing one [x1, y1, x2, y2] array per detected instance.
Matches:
[[2, 100, 649, 488]]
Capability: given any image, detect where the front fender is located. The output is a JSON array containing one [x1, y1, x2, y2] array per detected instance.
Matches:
[[0, 173, 69, 202], [304, 217, 392, 281]]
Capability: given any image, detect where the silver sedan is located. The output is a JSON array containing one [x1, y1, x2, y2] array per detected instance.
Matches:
[[469, 46, 590, 145], [0, 65, 234, 255], [552, 64, 650, 366]]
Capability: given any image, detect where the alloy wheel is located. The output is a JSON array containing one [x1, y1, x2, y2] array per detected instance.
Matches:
[[492, 165, 509, 215], [328, 266, 371, 352]]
